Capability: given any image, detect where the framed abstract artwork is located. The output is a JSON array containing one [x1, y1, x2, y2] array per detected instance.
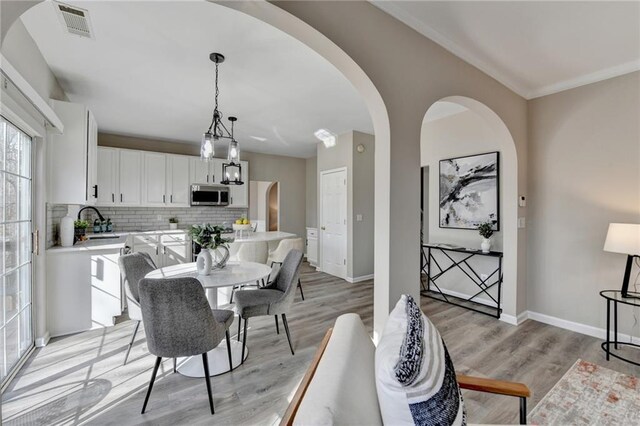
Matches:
[[439, 151, 499, 230]]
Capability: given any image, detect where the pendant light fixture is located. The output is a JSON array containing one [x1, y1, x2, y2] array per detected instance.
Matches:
[[201, 52, 243, 171], [221, 115, 244, 185]]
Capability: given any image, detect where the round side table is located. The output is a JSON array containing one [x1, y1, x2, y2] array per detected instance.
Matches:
[[599, 290, 640, 366]]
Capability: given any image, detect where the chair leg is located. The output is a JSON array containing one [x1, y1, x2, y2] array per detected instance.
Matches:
[[261, 278, 265, 287], [242, 318, 248, 363], [173, 357, 177, 373], [281, 314, 295, 355], [124, 320, 140, 365], [225, 330, 233, 371], [275, 315, 280, 334], [237, 315, 242, 341], [230, 285, 236, 303], [298, 278, 305, 301], [519, 397, 527, 425], [202, 353, 215, 415], [141, 356, 162, 414]]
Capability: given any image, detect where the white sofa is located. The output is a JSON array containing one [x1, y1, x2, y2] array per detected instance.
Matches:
[[283, 313, 531, 425]]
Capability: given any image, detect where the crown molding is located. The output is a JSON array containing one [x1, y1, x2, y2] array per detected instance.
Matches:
[[526, 60, 640, 99], [370, 1, 531, 99], [371, 1, 640, 101]]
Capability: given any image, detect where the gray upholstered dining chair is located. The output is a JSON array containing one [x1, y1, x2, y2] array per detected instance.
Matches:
[[267, 238, 306, 300], [137, 277, 234, 415], [234, 250, 304, 362], [118, 252, 157, 365]]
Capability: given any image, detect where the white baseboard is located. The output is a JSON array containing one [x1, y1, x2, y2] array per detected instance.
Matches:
[[35, 331, 50, 347], [523, 310, 640, 345], [346, 274, 374, 283], [499, 311, 529, 326]]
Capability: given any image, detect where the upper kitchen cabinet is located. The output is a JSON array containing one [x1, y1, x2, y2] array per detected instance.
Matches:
[[48, 100, 98, 205], [96, 147, 142, 206], [142, 152, 167, 206], [166, 155, 190, 206], [190, 157, 224, 184]]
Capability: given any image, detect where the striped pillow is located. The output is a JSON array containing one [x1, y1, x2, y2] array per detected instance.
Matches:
[[375, 294, 466, 425]]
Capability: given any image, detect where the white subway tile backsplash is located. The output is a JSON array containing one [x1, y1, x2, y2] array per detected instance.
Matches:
[[47, 204, 248, 247]]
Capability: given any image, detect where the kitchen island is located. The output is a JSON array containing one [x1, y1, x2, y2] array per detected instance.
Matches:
[[226, 231, 297, 255]]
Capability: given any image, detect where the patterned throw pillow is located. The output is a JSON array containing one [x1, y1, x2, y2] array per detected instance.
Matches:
[[375, 294, 466, 426]]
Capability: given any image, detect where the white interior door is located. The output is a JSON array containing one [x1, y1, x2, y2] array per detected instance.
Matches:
[[320, 168, 347, 279], [1, 116, 33, 386]]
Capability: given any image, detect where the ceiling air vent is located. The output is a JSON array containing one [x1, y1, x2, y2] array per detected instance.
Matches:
[[54, 2, 93, 39]]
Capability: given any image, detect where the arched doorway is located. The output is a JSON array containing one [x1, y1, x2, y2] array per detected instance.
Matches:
[[1, 0, 394, 338], [420, 96, 519, 321]]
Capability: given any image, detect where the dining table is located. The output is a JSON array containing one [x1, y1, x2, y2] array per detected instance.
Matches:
[[145, 261, 272, 377]]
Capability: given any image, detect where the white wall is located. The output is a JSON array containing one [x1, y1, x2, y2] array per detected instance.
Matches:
[[422, 109, 505, 250], [528, 71, 640, 336], [249, 180, 273, 232], [421, 108, 509, 306]]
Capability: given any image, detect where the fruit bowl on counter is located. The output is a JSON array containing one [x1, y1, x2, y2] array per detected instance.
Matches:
[[232, 223, 252, 231]]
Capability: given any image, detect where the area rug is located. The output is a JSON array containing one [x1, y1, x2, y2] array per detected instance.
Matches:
[[528, 359, 640, 425]]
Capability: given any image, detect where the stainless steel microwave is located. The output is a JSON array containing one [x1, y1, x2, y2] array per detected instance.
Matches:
[[190, 184, 229, 206]]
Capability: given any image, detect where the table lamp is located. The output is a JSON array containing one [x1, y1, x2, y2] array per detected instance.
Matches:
[[603, 223, 640, 298]]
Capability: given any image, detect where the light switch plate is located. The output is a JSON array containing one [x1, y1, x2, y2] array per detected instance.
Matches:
[[518, 217, 526, 228], [356, 214, 363, 222], [519, 196, 526, 207]]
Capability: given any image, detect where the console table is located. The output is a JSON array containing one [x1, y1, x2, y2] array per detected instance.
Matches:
[[421, 244, 503, 318], [600, 290, 640, 366]]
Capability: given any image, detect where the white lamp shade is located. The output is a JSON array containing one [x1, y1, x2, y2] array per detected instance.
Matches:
[[603, 223, 640, 256]]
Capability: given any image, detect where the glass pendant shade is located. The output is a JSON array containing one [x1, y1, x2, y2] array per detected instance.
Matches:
[[228, 139, 240, 163], [201, 132, 214, 160]]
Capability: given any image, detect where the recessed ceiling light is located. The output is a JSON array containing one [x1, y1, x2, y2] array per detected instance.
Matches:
[[314, 128, 336, 148]]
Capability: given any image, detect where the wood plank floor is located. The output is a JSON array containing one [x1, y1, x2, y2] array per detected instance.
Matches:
[[2, 262, 639, 425]]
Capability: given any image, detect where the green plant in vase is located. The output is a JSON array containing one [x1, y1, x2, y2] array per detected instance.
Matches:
[[478, 222, 494, 253], [189, 224, 231, 274]]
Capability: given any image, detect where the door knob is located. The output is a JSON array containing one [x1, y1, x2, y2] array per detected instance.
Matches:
[[321, 226, 326, 230]]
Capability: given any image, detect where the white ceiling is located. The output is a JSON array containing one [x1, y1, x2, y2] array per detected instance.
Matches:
[[372, 1, 640, 99], [20, 1, 373, 158]]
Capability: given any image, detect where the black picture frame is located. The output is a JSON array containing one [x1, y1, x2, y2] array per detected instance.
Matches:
[[438, 151, 500, 231]]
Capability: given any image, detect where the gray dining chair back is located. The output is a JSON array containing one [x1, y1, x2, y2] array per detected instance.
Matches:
[[269, 249, 304, 312], [234, 249, 304, 360], [118, 251, 157, 365], [138, 277, 224, 358], [137, 276, 229, 415]]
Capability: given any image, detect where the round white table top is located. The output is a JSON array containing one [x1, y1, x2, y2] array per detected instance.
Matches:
[[145, 261, 272, 288]]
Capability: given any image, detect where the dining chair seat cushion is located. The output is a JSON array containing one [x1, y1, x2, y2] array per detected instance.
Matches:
[[212, 309, 234, 329], [234, 289, 285, 318]]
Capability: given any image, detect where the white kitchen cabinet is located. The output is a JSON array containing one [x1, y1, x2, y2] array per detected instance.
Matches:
[[48, 100, 98, 205], [130, 232, 191, 267], [190, 157, 209, 183], [306, 227, 318, 267], [47, 247, 123, 337], [97, 147, 118, 205], [228, 160, 249, 208], [118, 150, 143, 205], [211, 158, 225, 183], [143, 152, 167, 206], [167, 155, 190, 206]]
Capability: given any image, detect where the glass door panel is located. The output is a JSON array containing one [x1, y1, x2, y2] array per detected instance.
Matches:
[[1, 116, 33, 386]]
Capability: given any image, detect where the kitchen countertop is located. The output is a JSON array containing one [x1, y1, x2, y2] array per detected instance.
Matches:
[[46, 230, 297, 253], [46, 229, 189, 254], [228, 231, 297, 243]]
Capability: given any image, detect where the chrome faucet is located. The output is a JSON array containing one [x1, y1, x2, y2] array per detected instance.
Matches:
[[77, 206, 105, 222]]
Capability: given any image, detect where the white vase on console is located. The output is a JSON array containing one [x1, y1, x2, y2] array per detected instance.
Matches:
[[481, 238, 491, 253]]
